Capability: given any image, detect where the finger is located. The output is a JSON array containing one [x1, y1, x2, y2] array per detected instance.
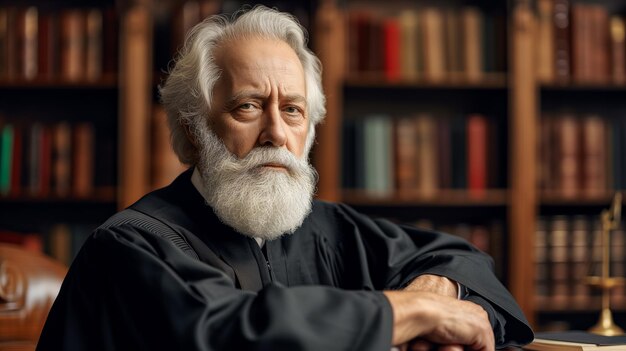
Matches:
[[392, 344, 408, 351], [438, 345, 463, 351], [408, 339, 433, 351]]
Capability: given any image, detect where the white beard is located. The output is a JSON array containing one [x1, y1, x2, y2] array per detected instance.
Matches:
[[194, 125, 317, 241]]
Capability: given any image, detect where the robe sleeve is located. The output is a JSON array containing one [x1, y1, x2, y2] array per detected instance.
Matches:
[[37, 224, 393, 351], [334, 204, 534, 349]]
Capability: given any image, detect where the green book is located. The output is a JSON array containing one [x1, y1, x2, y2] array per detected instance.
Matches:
[[0, 124, 14, 195]]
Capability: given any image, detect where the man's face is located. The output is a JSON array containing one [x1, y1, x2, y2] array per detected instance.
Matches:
[[210, 36, 309, 164]]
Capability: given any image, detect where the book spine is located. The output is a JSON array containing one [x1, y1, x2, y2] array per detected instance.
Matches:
[[72, 122, 94, 197], [0, 123, 13, 195], [20, 7, 38, 80], [553, 0, 571, 82], [610, 16, 625, 84], [415, 114, 437, 196], [52, 121, 72, 197], [421, 7, 445, 82], [461, 7, 483, 82], [399, 10, 418, 80], [535, 217, 549, 308], [581, 115, 606, 197], [394, 116, 417, 192], [555, 114, 579, 197], [548, 216, 569, 308], [536, 0, 555, 83], [60, 9, 85, 81], [467, 114, 487, 196], [383, 18, 400, 82], [85, 9, 103, 81]]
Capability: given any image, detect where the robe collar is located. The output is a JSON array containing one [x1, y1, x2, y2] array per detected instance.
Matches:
[[131, 168, 270, 291]]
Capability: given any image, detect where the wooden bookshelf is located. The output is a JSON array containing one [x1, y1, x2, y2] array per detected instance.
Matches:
[[2, 0, 623, 332]]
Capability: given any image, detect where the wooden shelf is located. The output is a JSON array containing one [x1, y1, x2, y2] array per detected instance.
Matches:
[[540, 191, 624, 206], [540, 82, 626, 91], [0, 75, 118, 89], [0, 187, 116, 204], [342, 189, 508, 207], [344, 72, 508, 89], [536, 301, 626, 314]]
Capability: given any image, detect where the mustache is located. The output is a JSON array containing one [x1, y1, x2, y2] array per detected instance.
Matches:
[[220, 146, 307, 175]]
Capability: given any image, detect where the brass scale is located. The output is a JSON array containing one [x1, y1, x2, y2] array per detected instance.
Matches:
[[586, 192, 625, 336]]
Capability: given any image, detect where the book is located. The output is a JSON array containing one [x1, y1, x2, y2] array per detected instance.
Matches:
[[72, 122, 94, 197], [9, 123, 22, 196], [609, 16, 625, 84], [415, 114, 437, 196], [421, 7, 445, 82], [394, 116, 418, 192], [363, 115, 393, 195], [553, 0, 571, 82], [554, 114, 579, 197], [451, 115, 467, 189], [398, 9, 419, 80], [52, 121, 72, 197], [467, 114, 487, 197], [536, 0, 555, 82], [60, 9, 85, 81], [525, 331, 626, 350], [1, 7, 18, 80], [38, 11, 60, 79], [85, 9, 103, 81], [460, 7, 483, 82], [443, 8, 461, 77], [0, 8, 9, 79], [589, 6, 608, 84], [39, 123, 52, 197], [382, 17, 400, 82], [581, 115, 606, 197], [0, 122, 13, 195], [571, 4, 592, 83], [102, 7, 118, 77], [17, 7, 38, 80], [436, 117, 452, 190]]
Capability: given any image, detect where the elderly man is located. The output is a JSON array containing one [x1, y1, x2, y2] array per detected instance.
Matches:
[[38, 6, 533, 351]]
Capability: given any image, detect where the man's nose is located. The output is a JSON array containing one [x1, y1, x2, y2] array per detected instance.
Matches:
[[258, 105, 287, 148]]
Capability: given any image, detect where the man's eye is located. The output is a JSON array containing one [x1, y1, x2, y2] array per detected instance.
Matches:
[[283, 106, 302, 115], [238, 103, 254, 110]]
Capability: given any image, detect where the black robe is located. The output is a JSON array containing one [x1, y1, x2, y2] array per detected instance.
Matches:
[[37, 169, 533, 350]]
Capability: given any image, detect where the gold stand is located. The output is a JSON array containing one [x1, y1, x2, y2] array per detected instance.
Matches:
[[586, 192, 625, 336]]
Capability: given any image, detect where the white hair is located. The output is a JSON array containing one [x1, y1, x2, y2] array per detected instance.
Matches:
[[159, 5, 326, 165]]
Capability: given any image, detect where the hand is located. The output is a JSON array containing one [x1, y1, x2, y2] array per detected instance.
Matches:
[[403, 274, 458, 298], [383, 291, 494, 351]]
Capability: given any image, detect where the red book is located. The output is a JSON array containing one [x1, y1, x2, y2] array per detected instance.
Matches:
[[38, 12, 60, 79], [39, 124, 52, 197], [467, 114, 487, 197], [383, 17, 400, 81], [553, 0, 571, 82]]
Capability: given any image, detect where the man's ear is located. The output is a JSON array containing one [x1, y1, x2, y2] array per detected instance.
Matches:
[[183, 122, 200, 149]]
